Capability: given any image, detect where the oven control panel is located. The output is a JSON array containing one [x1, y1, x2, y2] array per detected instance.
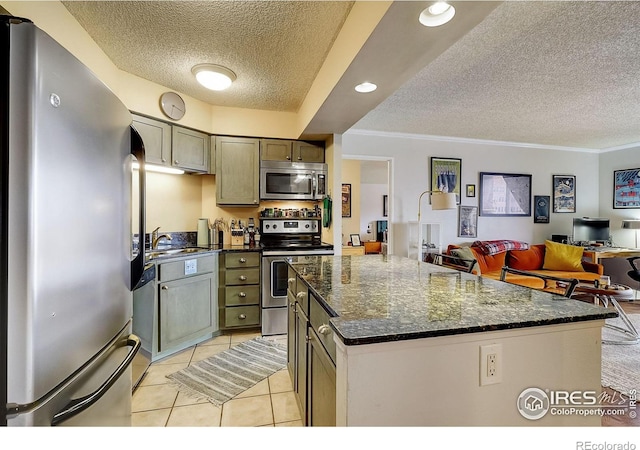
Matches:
[[260, 219, 320, 234]]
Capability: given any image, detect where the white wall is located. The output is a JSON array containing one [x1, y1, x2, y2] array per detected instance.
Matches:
[[359, 161, 388, 241], [342, 131, 601, 256], [598, 145, 640, 248]]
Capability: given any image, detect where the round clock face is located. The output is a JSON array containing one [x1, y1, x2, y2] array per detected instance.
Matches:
[[160, 92, 186, 120]]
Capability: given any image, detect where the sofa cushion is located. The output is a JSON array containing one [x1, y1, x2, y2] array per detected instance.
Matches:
[[542, 240, 585, 272], [471, 240, 530, 255], [470, 248, 506, 274], [506, 244, 545, 271]]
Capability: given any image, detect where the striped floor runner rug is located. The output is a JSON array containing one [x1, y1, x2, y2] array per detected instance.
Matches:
[[166, 338, 287, 407]]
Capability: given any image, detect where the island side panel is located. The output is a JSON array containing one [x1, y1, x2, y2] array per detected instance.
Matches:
[[335, 321, 603, 426]]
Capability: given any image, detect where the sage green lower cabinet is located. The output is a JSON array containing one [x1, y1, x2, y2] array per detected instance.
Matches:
[[219, 251, 261, 330], [158, 273, 216, 352], [136, 254, 218, 362], [307, 292, 336, 426]]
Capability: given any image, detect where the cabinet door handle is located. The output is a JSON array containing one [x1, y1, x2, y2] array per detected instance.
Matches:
[[286, 155, 290, 160], [161, 158, 167, 163], [161, 285, 169, 290], [288, 278, 295, 286], [239, 258, 247, 263], [238, 292, 247, 298], [238, 314, 246, 320], [318, 324, 331, 335], [174, 160, 179, 165], [296, 292, 306, 299], [239, 275, 247, 281], [289, 302, 297, 312]]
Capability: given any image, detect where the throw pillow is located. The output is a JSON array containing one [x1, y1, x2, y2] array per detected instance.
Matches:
[[542, 240, 585, 272], [450, 247, 481, 275], [471, 240, 530, 256]]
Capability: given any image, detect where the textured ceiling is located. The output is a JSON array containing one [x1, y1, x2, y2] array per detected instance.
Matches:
[[62, 0, 353, 112], [353, 1, 640, 150], [60, 1, 640, 150]]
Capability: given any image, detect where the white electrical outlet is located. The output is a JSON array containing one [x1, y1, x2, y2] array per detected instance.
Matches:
[[480, 344, 503, 386]]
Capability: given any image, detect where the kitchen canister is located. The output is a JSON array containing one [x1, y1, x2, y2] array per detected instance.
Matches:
[[197, 218, 210, 247]]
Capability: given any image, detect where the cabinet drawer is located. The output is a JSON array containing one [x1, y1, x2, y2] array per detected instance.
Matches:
[[158, 255, 216, 282], [222, 267, 260, 285], [224, 285, 260, 306], [224, 252, 260, 268], [309, 293, 336, 364], [224, 305, 260, 328]]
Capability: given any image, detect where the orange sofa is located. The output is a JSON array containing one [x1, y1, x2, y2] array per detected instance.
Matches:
[[446, 241, 603, 291]]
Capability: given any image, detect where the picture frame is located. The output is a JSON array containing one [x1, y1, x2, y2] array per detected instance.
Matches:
[[479, 172, 532, 217], [613, 168, 640, 209], [341, 183, 351, 217], [458, 206, 478, 238], [383, 194, 388, 217], [466, 184, 475, 197], [350, 234, 361, 246], [430, 157, 461, 205], [552, 175, 576, 213], [533, 195, 550, 224]]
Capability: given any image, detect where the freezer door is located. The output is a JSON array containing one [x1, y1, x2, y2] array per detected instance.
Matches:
[[5, 20, 134, 424]]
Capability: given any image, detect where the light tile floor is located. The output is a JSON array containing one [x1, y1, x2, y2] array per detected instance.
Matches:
[[131, 330, 302, 427]]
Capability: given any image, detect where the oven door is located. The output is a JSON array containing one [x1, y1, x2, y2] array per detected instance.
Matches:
[[261, 256, 289, 308]]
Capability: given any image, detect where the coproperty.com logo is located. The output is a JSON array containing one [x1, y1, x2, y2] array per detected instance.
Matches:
[[517, 387, 637, 420]]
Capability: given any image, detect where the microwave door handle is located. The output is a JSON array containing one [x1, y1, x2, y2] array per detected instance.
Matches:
[[311, 174, 317, 198]]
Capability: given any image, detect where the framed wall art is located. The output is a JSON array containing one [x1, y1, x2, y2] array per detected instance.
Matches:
[[533, 195, 550, 224], [552, 175, 576, 213], [458, 206, 478, 238], [479, 172, 531, 217], [466, 184, 475, 197], [613, 168, 640, 209], [341, 183, 351, 217], [430, 157, 461, 204]]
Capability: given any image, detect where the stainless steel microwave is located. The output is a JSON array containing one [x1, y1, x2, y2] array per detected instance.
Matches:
[[260, 160, 327, 201]]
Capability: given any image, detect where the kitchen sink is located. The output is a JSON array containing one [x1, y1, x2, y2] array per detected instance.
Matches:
[[145, 247, 209, 260]]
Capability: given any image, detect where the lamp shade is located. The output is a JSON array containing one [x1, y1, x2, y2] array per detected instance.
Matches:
[[431, 192, 457, 210], [622, 219, 640, 229]]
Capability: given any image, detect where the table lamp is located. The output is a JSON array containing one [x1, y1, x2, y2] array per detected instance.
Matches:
[[621, 219, 640, 248]]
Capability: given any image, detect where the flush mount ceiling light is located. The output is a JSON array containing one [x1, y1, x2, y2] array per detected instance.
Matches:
[[355, 82, 377, 93], [192, 64, 237, 91], [419, 1, 456, 27]]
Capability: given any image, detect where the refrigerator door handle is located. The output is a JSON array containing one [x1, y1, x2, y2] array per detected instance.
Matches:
[[50, 334, 140, 426], [5, 333, 140, 423]]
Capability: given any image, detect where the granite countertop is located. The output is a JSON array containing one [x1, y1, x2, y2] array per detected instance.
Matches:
[[288, 254, 617, 346]]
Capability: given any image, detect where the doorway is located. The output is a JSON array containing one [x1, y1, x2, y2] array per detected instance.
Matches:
[[341, 157, 391, 253]]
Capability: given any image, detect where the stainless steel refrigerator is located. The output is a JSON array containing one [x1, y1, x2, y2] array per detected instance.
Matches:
[[1, 15, 143, 426]]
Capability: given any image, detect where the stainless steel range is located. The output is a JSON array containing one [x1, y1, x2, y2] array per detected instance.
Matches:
[[260, 218, 334, 336]]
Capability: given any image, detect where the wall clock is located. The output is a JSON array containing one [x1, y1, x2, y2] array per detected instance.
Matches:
[[159, 91, 186, 120]]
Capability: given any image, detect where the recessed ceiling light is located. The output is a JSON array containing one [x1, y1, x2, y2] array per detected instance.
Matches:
[[192, 64, 237, 91], [355, 82, 377, 93], [419, 2, 456, 27]]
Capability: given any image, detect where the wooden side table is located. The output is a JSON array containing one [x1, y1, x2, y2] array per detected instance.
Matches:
[[572, 282, 638, 345]]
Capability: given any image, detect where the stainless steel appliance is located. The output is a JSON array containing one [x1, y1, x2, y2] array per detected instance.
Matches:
[[260, 160, 328, 201], [131, 263, 155, 390], [1, 16, 142, 426], [260, 218, 333, 336]]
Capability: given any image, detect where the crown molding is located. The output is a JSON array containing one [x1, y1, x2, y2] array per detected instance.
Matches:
[[345, 128, 603, 153]]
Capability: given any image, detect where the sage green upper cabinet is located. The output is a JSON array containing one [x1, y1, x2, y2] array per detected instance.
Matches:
[[131, 114, 171, 166], [131, 114, 210, 173], [293, 141, 324, 163], [172, 126, 210, 173], [215, 136, 260, 206], [209, 135, 216, 175], [261, 139, 293, 161], [260, 139, 324, 163]]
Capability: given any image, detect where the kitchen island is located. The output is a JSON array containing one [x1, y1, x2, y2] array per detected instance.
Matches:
[[288, 254, 616, 426]]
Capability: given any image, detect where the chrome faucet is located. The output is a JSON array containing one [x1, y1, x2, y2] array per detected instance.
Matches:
[[151, 226, 172, 249]]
